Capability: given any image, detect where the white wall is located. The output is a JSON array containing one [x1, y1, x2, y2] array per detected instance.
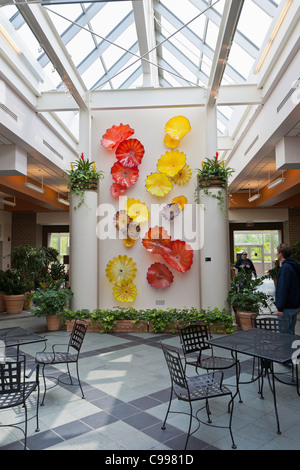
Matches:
[[92, 106, 206, 310], [0, 210, 12, 270]]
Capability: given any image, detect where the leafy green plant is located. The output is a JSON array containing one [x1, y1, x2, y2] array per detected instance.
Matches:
[[64, 152, 104, 208], [1, 269, 28, 295], [61, 307, 234, 334], [195, 151, 235, 214], [32, 285, 73, 317], [11, 245, 59, 289], [292, 241, 300, 262], [227, 271, 273, 313]]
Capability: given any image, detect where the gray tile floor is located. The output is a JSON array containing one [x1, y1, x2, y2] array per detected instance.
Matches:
[[1, 308, 300, 451]]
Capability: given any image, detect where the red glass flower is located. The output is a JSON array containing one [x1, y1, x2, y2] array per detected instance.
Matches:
[[110, 182, 127, 198], [115, 139, 145, 167], [146, 262, 174, 289], [162, 240, 193, 273], [101, 124, 134, 150], [142, 226, 173, 255], [111, 162, 139, 187]]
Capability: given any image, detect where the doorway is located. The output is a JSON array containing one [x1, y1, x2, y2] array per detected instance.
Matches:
[[233, 230, 281, 277]]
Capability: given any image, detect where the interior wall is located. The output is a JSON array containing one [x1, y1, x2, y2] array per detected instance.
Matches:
[[92, 106, 206, 310]]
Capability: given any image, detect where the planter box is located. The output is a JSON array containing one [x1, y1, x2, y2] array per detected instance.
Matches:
[[149, 320, 233, 335], [65, 319, 148, 333]]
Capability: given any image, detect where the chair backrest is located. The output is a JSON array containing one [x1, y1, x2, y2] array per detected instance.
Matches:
[[161, 344, 187, 392], [69, 320, 88, 353], [252, 315, 289, 334], [178, 323, 210, 355], [0, 355, 24, 396]]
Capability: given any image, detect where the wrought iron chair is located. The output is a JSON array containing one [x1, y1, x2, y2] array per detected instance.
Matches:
[[35, 320, 88, 406], [161, 343, 236, 450], [0, 355, 40, 450], [251, 315, 291, 391]]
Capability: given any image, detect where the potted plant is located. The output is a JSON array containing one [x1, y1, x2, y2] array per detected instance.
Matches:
[[227, 271, 273, 330], [64, 152, 104, 209], [267, 260, 280, 288], [31, 282, 74, 331], [2, 269, 28, 314], [195, 151, 235, 213]]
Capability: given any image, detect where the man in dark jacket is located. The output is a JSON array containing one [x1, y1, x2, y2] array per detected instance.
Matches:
[[276, 243, 300, 335], [235, 251, 257, 278]]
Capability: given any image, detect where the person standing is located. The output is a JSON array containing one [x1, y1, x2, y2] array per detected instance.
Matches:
[[235, 251, 257, 278], [276, 243, 300, 335]]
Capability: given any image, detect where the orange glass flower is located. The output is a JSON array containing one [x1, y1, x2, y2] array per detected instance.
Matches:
[[165, 116, 191, 140], [142, 226, 172, 255], [101, 124, 134, 150], [164, 134, 180, 149], [145, 172, 173, 197], [162, 240, 193, 273], [157, 150, 186, 177], [115, 138, 145, 167], [147, 263, 174, 289], [111, 162, 139, 187], [172, 195, 187, 209]]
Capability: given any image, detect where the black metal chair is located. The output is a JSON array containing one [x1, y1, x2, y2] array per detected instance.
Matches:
[[0, 355, 40, 450], [161, 343, 236, 450], [35, 320, 88, 406], [251, 315, 291, 391]]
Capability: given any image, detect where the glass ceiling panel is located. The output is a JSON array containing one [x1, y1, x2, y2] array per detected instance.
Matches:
[[0, 0, 282, 139]]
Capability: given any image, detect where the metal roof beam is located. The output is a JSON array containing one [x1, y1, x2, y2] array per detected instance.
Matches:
[[15, 2, 88, 109], [207, 0, 244, 106]]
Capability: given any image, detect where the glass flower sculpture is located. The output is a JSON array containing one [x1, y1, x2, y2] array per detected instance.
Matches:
[[106, 255, 137, 284], [146, 262, 174, 289], [125, 198, 149, 224], [162, 203, 180, 221], [101, 124, 134, 150], [162, 240, 193, 273], [171, 164, 192, 185], [145, 172, 173, 197], [172, 195, 187, 209], [111, 161, 139, 187], [165, 116, 191, 140], [157, 150, 186, 177], [113, 210, 133, 234], [115, 139, 145, 167], [123, 237, 135, 247], [127, 220, 141, 240], [164, 134, 180, 149], [113, 281, 137, 302], [142, 226, 172, 255], [110, 182, 127, 198]]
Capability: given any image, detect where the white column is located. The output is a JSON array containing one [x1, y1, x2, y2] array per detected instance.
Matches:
[[70, 191, 98, 310], [198, 105, 230, 310], [69, 105, 98, 310]]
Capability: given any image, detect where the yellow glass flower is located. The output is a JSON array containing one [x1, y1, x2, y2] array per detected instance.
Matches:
[[165, 116, 191, 140], [125, 198, 149, 224], [157, 151, 186, 177], [123, 237, 135, 247], [106, 255, 136, 284], [113, 281, 137, 303], [171, 164, 192, 185], [172, 195, 187, 209], [145, 172, 173, 197], [164, 134, 180, 149]]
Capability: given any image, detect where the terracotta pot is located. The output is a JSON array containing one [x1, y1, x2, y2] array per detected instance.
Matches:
[[3, 294, 25, 315], [46, 315, 61, 331], [0, 291, 5, 312], [237, 311, 257, 330]]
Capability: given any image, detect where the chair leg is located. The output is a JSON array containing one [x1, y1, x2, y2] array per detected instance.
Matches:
[[161, 386, 173, 430], [76, 361, 85, 399], [184, 401, 193, 450], [35, 382, 40, 432], [40, 364, 47, 406], [24, 402, 28, 450], [228, 396, 237, 449], [66, 363, 73, 385]]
